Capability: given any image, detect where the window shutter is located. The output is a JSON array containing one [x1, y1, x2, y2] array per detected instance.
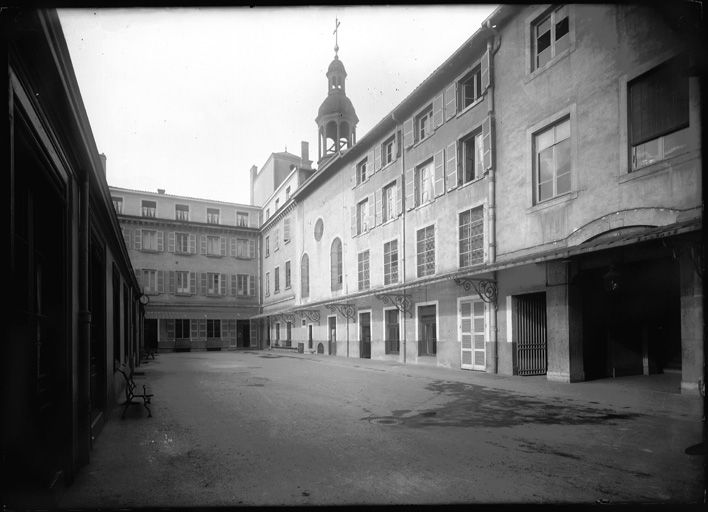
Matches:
[[433, 93, 444, 127], [249, 275, 255, 296], [220, 274, 226, 295], [168, 271, 175, 294], [482, 115, 493, 171], [481, 47, 491, 92], [200, 234, 207, 255], [434, 149, 445, 197], [168, 231, 175, 253], [375, 189, 383, 226], [367, 193, 375, 230], [405, 167, 415, 211], [445, 83, 457, 121], [373, 145, 382, 172], [166, 319, 175, 341], [190, 319, 199, 339], [157, 231, 164, 252], [403, 117, 414, 148], [198, 319, 206, 339], [367, 150, 375, 175], [122, 228, 131, 248], [229, 237, 236, 257], [396, 177, 403, 215], [248, 239, 256, 259], [284, 217, 290, 242], [446, 141, 458, 191], [157, 270, 164, 293], [393, 132, 400, 158], [189, 234, 196, 254], [351, 163, 357, 188], [351, 206, 357, 237], [220, 236, 226, 256], [200, 272, 207, 295], [134, 229, 142, 250], [189, 272, 196, 294], [230, 274, 236, 296]]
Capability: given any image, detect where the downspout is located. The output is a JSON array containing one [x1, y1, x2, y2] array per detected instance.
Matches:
[[393, 111, 406, 365], [485, 20, 501, 373], [78, 175, 92, 463]]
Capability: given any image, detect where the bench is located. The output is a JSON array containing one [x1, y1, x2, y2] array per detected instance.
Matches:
[[117, 363, 153, 419]]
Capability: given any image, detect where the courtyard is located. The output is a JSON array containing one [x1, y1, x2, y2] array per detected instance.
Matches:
[[59, 351, 703, 506]]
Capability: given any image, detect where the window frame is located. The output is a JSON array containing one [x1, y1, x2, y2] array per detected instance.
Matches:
[[415, 158, 435, 207], [357, 250, 370, 291], [416, 301, 439, 357], [458, 204, 485, 269], [526, 4, 575, 77], [382, 181, 397, 223], [237, 274, 249, 296], [416, 224, 436, 278], [356, 157, 368, 185], [457, 65, 483, 112], [382, 135, 396, 167], [415, 104, 434, 143], [206, 235, 221, 256], [533, 116, 571, 204], [383, 307, 400, 355], [175, 319, 190, 340], [330, 238, 343, 292], [206, 207, 220, 225], [176, 270, 190, 294], [175, 204, 189, 221], [285, 260, 291, 289], [112, 197, 123, 214], [274, 266, 280, 294], [141, 229, 159, 252], [458, 129, 484, 186], [356, 198, 368, 235], [383, 238, 398, 285], [141, 200, 157, 218], [207, 272, 221, 296], [175, 232, 189, 254], [206, 319, 221, 339], [237, 211, 249, 227]]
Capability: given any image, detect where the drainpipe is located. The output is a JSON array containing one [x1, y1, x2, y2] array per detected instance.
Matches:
[[78, 175, 92, 463], [393, 111, 406, 365]]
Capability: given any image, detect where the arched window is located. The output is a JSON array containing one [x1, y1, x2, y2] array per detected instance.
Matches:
[[330, 238, 342, 291], [301, 253, 310, 298]]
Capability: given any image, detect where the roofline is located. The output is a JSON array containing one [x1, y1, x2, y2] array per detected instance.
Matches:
[[109, 185, 259, 209]]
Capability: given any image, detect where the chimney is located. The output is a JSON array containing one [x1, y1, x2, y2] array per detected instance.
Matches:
[[99, 153, 107, 177], [249, 165, 258, 206], [157, 188, 165, 194], [301, 141, 312, 169]]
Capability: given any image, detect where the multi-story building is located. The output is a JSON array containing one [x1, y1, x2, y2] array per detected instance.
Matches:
[[251, 4, 703, 394], [109, 187, 261, 351]]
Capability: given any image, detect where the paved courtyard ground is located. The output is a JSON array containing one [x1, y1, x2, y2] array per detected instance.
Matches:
[[58, 351, 704, 506]]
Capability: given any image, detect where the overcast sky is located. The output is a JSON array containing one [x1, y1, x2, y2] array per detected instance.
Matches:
[[58, 6, 497, 205]]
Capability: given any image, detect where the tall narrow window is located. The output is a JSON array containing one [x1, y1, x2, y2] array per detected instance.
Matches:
[[207, 319, 221, 339], [175, 319, 190, 340], [534, 117, 570, 203], [206, 208, 220, 224], [384, 239, 398, 285], [141, 200, 156, 218], [236, 238, 249, 258], [416, 159, 435, 206], [265, 272, 270, 296], [285, 261, 291, 289], [176, 271, 190, 294], [418, 305, 437, 356], [274, 266, 280, 293], [301, 253, 310, 298], [265, 236, 270, 257], [112, 197, 123, 214], [142, 269, 158, 294], [358, 250, 370, 291], [459, 131, 484, 184], [382, 135, 395, 166], [237, 274, 249, 296], [357, 198, 368, 235], [175, 204, 189, 221], [175, 232, 189, 253], [533, 5, 569, 70], [356, 157, 368, 185], [206, 235, 221, 256], [385, 309, 400, 354], [237, 212, 249, 226], [207, 273, 221, 295], [331, 238, 343, 291], [459, 206, 484, 268], [141, 229, 158, 251], [416, 225, 435, 277], [458, 66, 482, 110], [382, 181, 396, 222], [416, 105, 433, 142]]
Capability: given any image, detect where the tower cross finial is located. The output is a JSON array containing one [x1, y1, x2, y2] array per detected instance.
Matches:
[[333, 17, 340, 56]]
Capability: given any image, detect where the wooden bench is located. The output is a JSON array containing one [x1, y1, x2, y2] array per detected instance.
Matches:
[[117, 363, 153, 419]]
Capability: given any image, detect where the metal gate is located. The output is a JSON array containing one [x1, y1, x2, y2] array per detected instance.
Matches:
[[514, 292, 547, 376]]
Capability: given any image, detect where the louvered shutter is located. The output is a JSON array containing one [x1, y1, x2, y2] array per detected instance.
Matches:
[[445, 83, 457, 121], [168, 271, 175, 294], [249, 275, 255, 296], [230, 237, 236, 257], [220, 274, 226, 295], [190, 319, 199, 339], [403, 118, 414, 148], [134, 229, 142, 250], [200, 272, 207, 295], [231, 274, 237, 296], [220, 236, 226, 256], [373, 145, 381, 172], [375, 189, 383, 226], [166, 319, 175, 341], [351, 206, 357, 237], [198, 319, 206, 339], [248, 239, 256, 259], [367, 150, 375, 176], [446, 141, 458, 191], [157, 231, 164, 252], [434, 150, 445, 197], [122, 228, 131, 248], [396, 177, 403, 215], [366, 193, 375, 230], [200, 235, 207, 255], [405, 167, 415, 211], [284, 217, 290, 242], [433, 93, 444, 127], [168, 231, 175, 253], [157, 270, 164, 293], [482, 115, 493, 171], [481, 47, 491, 92], [393, 131, 400, 158], [188, 234, 196, 254], [189, 272, 196, 294]]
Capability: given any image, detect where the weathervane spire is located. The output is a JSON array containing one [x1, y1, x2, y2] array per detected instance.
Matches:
[[333, 17, 341, 57]]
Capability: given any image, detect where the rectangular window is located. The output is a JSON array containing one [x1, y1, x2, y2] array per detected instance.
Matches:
[[283, 217, 291, 243], [416, 105, 433, 142], [458, 66, 482, 110], [534, 117, 570, 203], [141, 200, 156, 218], [629, 56, 689, 171], [142, 229, 158, 251], [357, 198, 368, 235], [265, 208, 270, 220], [275, 198, 280, 210], [175, 204, 189, 221], [533, 5, 569, 70], [236, 238, 249, 258], [206, 208, 220, 224], [112, 197, 123, 214], [385, 309, 400, 354], [207, 235, 221, 256], [459, 206, 484, 268], [274, 267, 280, 293], [142, 269, 158, 294], [460, 131, 484, 184], [265, 272, 270, 296], [384, 239, 398, 285], [382, 181, 396, 223], [176, 271, 190, 294], [418, 305, 437, 356], [382, 135, 395, 166], [274, 229, 280, 250], [416, 225, 435, 278], [356, 157, 368, 185], [358, 250, 370, 291], [416, 159, 435, 206], [207, 273, 221, 295], [237, 212, 249, 226], [175, 232, 189, 253], [207, 319, 221, 338], [175, 319, 190, 340], [285, 260, 291, 289], [265, 236, 270, 257], [237, 274, 249, 296]]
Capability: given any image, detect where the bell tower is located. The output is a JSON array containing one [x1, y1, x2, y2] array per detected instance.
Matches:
[[316, 19, 359, 164]]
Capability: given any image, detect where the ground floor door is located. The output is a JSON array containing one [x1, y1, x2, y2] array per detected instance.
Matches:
[[328, 316, 337, 355], [236, 320, 250, 347], [144, 319, 158, 352], [514, 292, 548, 376], [460, 298, 486, 370], [308, 325, 313, 350], [359, 312, 371, 359]]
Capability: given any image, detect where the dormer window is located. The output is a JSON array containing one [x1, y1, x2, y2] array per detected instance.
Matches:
[[206, 208, 220, 224], [141, 200, 156, 218], [175, 204, 189, 221]]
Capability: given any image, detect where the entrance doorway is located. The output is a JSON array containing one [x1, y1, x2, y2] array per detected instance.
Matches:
[[236, 320, 250, 348], [144, 319, 157, 353], [359, 312, 371, 359], [418, 304, 437, 357], [514, 292, 548, 376], [328, 316, 337, 355], [460, 298, 486, 370], [308, 325, 313, 349]]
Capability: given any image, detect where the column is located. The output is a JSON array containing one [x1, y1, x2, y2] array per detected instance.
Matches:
[[680, 247, 703, 394]]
